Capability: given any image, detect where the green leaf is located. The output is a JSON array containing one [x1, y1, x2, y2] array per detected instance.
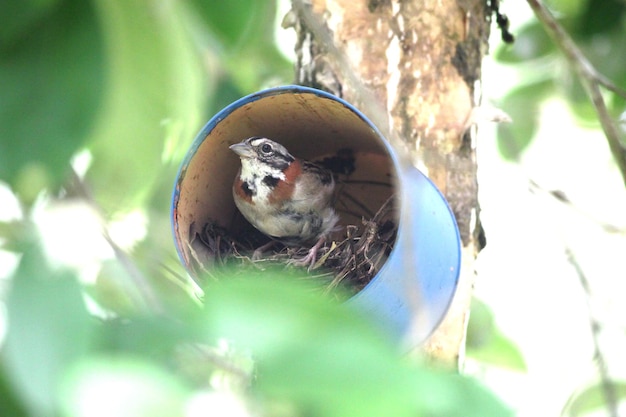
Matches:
[[565, 31, 626, 122], [0, 366, 28, 417], [85, 0, 207, 213], [545, 0, 587, 18], [576, 0, 626, 37], [467, 329, 527, 372], [560, 75, 598, 123], [466, 299, 527, 372], [206, 75, 246, 120], [0, 0, 61, 46], [0, 0, 105, 193], [201, 272, 512, 417], [496, 80, 553, 160], [96, 315, 197, 360], [189, 0, 292, 92], [3, 239, 92, 416], [202, 270, 377, 357], [494, 23, 556, 63], [562, 380, 626, 417], [466, 297, 495, 347], [188, 0, 260, 47]]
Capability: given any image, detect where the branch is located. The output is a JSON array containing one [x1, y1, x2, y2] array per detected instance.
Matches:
[[528, 180, 626, 234], [565, 247, 619, 417], [530, 176, 621, 415], [526, 0, 626, 188]]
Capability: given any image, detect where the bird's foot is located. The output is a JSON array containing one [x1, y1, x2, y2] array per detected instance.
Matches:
[[290, 237, 325, 271], [251, 240, 277, 261]]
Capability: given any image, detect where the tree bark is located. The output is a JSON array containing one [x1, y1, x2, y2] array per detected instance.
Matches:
[[290, 0, 489, 366]]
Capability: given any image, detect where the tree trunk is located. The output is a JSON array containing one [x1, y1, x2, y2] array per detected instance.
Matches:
[[290, 0, 489, 366]]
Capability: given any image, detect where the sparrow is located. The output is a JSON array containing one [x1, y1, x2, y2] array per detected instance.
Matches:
[[229, 136, 339, 267]]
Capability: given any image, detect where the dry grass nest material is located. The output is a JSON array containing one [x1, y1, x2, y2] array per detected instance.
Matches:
[[187, 195, 397, 298]]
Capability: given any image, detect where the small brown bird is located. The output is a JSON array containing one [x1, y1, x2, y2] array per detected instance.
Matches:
[[229, 137, 338, 267]]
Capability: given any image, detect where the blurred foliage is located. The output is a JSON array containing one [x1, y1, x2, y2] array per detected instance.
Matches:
[[5, 0, 622, 415], [496, 80, 553, 160], [0, 0, 291, 206], [492, 2, 626, 414], [562, 380, 626, 417], [494, 0, 626, 160], [0, 0, 104, 199], [466, 299, 526, 372], [0, 239, 512, 417], [4, 240, 92, 416], [0, 0, 513, 415]]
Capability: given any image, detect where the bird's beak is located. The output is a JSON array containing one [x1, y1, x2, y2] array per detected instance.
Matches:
[[229, 141, 254, 158]]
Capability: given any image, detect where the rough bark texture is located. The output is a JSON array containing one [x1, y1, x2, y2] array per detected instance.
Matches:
[[290, 0, 490, 365]]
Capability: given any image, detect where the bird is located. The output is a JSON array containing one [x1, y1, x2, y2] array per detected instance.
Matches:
[[229, 136, 339, 268]]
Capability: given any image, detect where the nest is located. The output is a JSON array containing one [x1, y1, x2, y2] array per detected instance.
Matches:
[[186, 195, 397, 298]]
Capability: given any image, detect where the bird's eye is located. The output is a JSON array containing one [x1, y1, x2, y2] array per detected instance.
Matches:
[[260, 143, 273, 154]]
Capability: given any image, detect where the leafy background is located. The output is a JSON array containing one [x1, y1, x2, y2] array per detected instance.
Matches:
[[0, 0, 625, 416]]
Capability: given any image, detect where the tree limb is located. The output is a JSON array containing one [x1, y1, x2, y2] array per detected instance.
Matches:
[[565, 246, 619, 417], [526, 0, 626, 187]]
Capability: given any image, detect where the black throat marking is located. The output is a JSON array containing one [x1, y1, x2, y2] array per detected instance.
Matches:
[[241, 181, 254, 197], [262, 175, 280, 188]]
